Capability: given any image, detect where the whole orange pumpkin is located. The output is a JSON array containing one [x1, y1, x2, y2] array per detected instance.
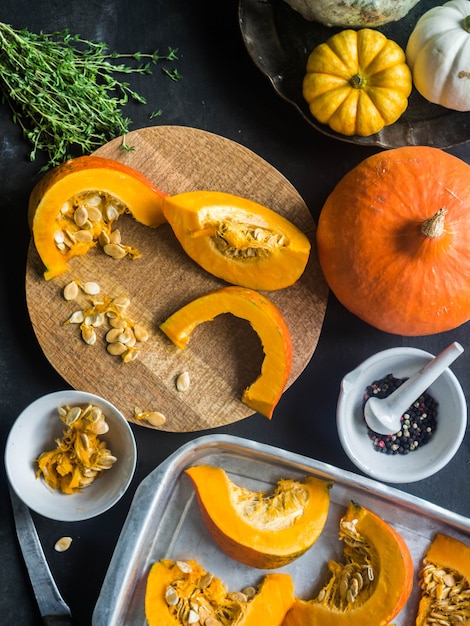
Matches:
[[316, 146, 470, 336]]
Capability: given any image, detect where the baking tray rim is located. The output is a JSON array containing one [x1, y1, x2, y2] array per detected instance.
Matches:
[[93, 433, 470, 624]]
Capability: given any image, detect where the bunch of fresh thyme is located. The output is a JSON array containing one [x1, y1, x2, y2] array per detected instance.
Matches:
[[0, 22, 180, 169]]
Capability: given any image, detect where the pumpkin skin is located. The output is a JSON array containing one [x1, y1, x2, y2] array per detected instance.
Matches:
[[283, 0, 422, 27], [145, 559, 295, 626], [185, 465, 332, 569], [29, 155, 168, 280], [162, 190, 311, 291], [406, 0, 470, 111], [416, 533, 470, 625], [316, 146, 470, 336], [283, 502, 413, 626], [159, 286, 292, 419], [303, 29, 412, 137]]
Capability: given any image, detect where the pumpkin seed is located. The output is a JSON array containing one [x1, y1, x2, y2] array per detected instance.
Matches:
[[134, 324, 149, 342], [107, 341, 127, 355], [81, 281, 100, 295], [74, 205, 88, 227], [81, 325, 97, 345], [54, 536, 73, 552], [165, 586, 179, 606], [109, 317, 128, 329], [99, 231, 111, 246], [109, 228, 121, 244], [103, 242, 127, 259], [74, 229, 94, 243], [106, 204, 120, 221], [54, 230, 65, 244], [63, 280, 79, 301], [177, 561, 193, 574], [122, 348, 140, 363], [176, 371, 190, 392], [87, 206, 103, 222], [106, 328, 124, 343]]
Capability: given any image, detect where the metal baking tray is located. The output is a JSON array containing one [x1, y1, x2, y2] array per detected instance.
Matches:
[[93, 434, 470, 625]]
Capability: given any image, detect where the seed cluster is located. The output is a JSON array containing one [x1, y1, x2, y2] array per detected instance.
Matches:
[[419, 560, 470, 624], [363, 374, 438, 455], [63, 280, 149, 362], [212, 220, 287, 260], [163, 560, 256, 625], [315, 518, 375, 611], [54, 191, 141, 261]]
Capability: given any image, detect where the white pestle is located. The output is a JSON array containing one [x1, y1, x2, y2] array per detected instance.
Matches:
[[363, 341, 464, 435]]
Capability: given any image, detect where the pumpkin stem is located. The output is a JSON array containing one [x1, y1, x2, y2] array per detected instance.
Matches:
[[463, 15, 470, 33], [421, 208, 448, 238], [350, 74, 366, 89]]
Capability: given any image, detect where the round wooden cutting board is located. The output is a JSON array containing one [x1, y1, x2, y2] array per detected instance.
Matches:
[[25, 126, 328, 432]]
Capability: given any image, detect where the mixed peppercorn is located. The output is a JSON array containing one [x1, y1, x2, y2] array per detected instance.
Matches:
[[363, 374, 438, 455]]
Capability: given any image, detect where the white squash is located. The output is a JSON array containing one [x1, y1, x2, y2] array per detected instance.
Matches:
[[283, 0, 422, 27], [406, 0, 470, 111]]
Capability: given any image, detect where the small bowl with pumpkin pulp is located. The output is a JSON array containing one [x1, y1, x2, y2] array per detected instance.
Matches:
[[336, 347, 467, 483], [5, 389, 137, 521]]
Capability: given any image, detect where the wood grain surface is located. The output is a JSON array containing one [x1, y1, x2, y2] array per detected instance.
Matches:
[[25, 126, 328, 431]]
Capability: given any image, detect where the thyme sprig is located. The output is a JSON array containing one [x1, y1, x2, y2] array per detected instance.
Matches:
[[0, 22, 179, 169]]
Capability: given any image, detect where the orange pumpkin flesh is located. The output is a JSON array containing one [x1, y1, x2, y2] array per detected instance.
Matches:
[[159, 286, 292, 419], [283, 501, 413, 626], [29, 155, 168, 279], [185, 465, 332, 569], [317, 146, 470, 336], [145, 558, 295, 626], [162, 190, 311, 290], [416, 533, 470, 625]]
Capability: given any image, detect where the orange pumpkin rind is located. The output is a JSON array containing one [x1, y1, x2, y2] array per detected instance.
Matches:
[[185, 465, 332, 569], [283, 501, 413, 626], [159, 286, 293, 419], [29, 155, 168, 280], [162, 190, 311, 291], [317, 146, 470, 335]]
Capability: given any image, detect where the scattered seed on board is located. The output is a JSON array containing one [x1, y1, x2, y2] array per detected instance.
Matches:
[[63, 281, 79, 301], [134, 407, 166, 426], [176, 371, 190, 392], [80, 281, 100, 295], [54, 536, 73, 552], [62, 285, 149, 363]]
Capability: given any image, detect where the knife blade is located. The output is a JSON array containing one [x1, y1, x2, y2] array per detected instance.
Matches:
[[9, 484, 74, 626]]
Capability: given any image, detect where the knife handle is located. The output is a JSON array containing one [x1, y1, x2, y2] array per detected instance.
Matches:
[[43, 616, 74, 625]]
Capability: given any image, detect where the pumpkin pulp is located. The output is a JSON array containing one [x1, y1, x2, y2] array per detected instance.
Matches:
[[416, 533, 470, 625], [145, 559, 295, 626], [159, 286, 292, 419], [162, 190, 311, 291], [29, 155, 168, 279], [317, 146, 470, 335], [185, 465, 332, 569], [283, 502, 413, 626]]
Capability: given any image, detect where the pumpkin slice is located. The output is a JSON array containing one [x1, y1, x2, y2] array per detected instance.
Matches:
[[185, 465, 332, 569], [283, 501, 413, 626], [29, 155, 168, 280], [415, 533, 470, 625], [159, 286, 292, 419], [162, 190, 311, 290], [145, 558, 295, 626]]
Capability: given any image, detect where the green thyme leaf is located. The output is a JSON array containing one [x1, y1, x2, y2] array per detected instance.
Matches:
[[0, 23, 179, 169]]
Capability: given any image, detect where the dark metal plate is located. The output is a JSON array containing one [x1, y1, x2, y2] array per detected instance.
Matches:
[[239, 0, 470, 148]]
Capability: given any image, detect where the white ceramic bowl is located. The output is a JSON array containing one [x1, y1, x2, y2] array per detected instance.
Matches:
[[5, 390, 137, 521], [337, 347, 467, 483]]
